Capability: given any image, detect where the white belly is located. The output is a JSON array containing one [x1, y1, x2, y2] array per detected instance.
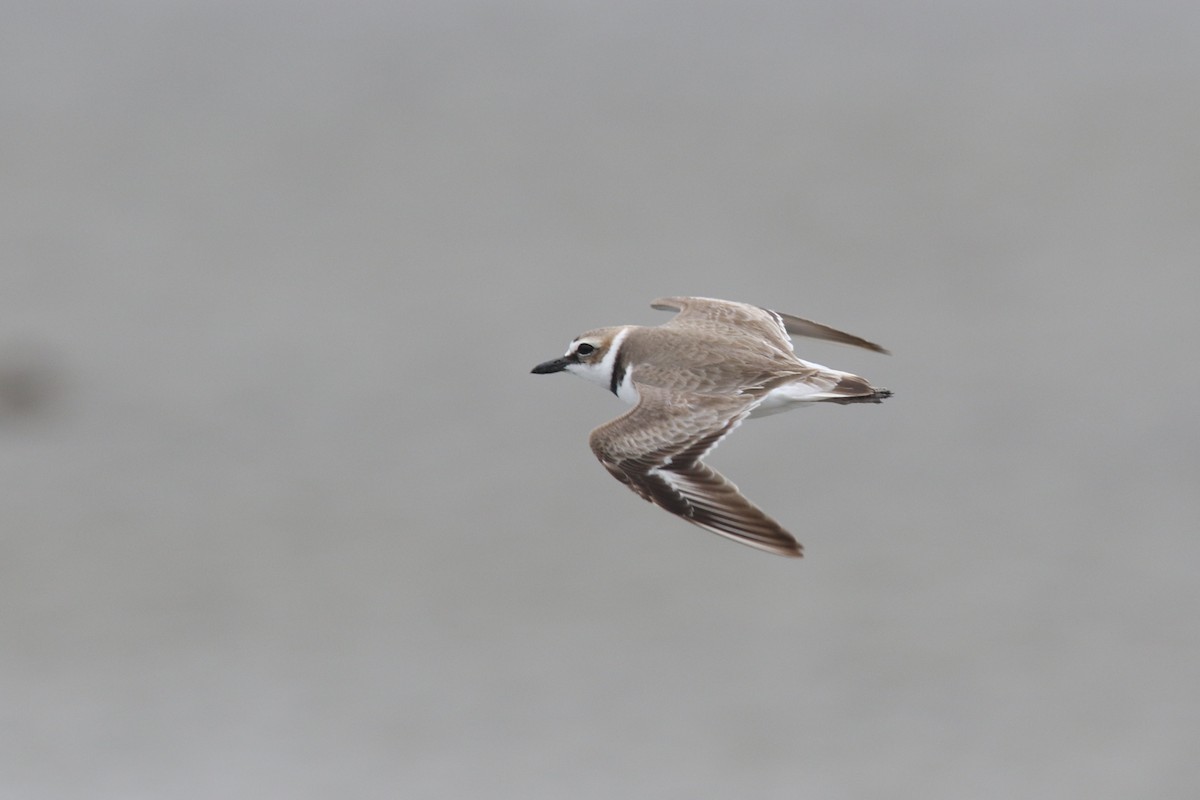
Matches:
[[749, 367, 854, 418], [749, 383, 827, 417]]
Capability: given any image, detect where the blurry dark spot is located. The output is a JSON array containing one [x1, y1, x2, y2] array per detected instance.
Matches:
[[0, 345, 63, 419]]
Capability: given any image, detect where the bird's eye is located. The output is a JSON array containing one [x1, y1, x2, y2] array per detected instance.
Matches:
[[576, 343, 595, 356]]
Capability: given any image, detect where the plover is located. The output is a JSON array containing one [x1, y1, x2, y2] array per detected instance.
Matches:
[[531, 296, 891, 557]]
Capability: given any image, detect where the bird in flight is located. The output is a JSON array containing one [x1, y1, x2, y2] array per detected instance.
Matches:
[[531, 296, 891, 557]]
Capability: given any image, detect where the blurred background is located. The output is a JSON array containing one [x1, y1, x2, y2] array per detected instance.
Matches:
[[3, 2, 1198, 797]]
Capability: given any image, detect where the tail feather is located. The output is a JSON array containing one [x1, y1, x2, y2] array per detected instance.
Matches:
[[821, 386, 892, 405]]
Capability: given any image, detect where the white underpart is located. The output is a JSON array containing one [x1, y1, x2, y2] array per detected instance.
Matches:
[[613, 369, 639, 405], [749, 359, 856, 418]]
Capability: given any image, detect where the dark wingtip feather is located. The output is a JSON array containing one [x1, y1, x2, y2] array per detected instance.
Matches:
[[772, 310, 891, 355]]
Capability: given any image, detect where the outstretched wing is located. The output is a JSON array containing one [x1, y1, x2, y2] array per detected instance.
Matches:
[[588, 383, 802, 557], [651, 296, 796, 353], [652, 295, 889, 355]]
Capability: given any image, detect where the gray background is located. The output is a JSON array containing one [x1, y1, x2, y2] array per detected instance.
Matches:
[[3, 2, 1198, 798]]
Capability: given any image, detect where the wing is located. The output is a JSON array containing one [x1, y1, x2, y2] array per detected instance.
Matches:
[[651, 296, 889, 355], [588, 384, 803, 557], [771, 311, 890, 354], [650, 296, 796, 353]]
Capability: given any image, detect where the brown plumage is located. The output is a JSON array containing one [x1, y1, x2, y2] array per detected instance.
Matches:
[[532, 296, 891, 557]]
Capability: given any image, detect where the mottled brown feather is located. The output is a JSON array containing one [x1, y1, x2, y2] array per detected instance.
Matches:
[[589, 384, 803, 557]]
